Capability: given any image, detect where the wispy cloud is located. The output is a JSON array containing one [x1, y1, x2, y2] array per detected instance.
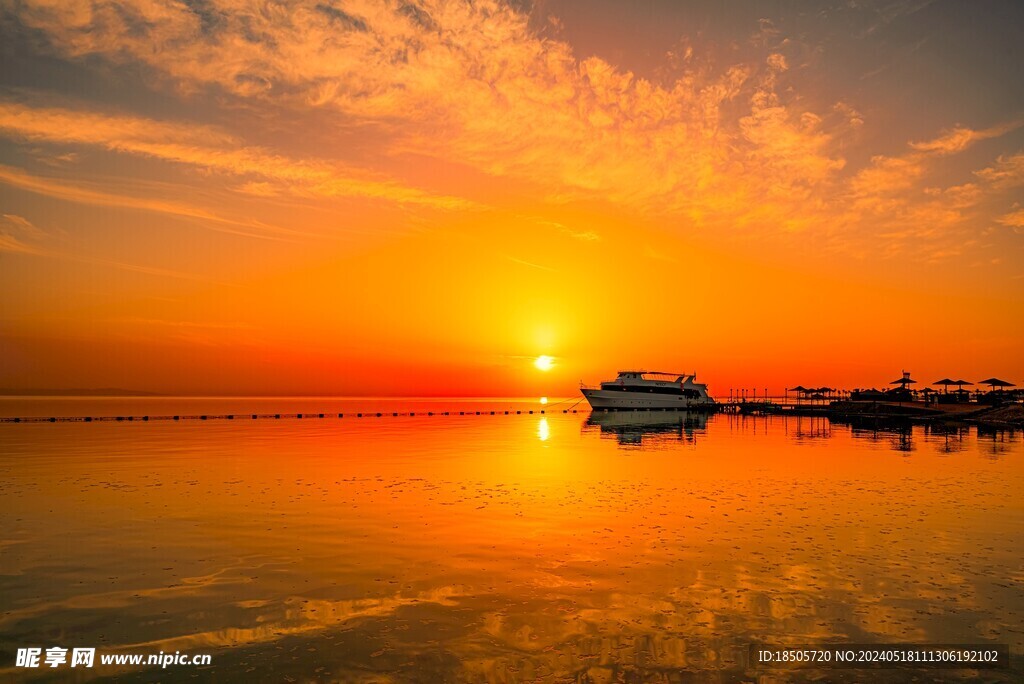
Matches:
[[0, 101, 476, 211], [505, 255, 556, 272], [62, 254, 232, 284], [856, 0, 937, 38], [4, 1, 844, 218], [0, 210, 226, 282], [101, 317, 258, 345], [4, 0, 1023, 264], [852, 124, 1021, 199], [837, 122, 1024, 258], [643, 244, 677, 263], [0, 213, 45, 254], [531, 219, 600, 242], [996, 207, 1024, 233], [909, 121, 1023, 155], [0, 164, 296, 240], [975, 152, 1024, 188]]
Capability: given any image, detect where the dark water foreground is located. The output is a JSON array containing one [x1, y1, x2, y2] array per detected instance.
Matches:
[[0, 399, 1021, 683]]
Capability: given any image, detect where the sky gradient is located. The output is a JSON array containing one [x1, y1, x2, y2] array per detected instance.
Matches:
[[1, 0, 1022, 396]]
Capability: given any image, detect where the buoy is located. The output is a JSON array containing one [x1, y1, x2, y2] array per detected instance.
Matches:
[[411, 412, 416, 416], [319, 413, 324, 418], [490, 411, 494, 415], [252, 414, 258, 419], [338, 413, 343, 418], [298, 413, 303, 419], [49, 417, 56, 422], [275, 414, 281, 419], [529, 410, 533, 414], [376, 412, 382, 417], [357, 413, 362, 417], [85, 417, 92, 422], [173, 416, 179, 421], [200, 415, 206, 420], [226, 415, 232, 420], [143, 416, 149, 421], [393, 412, 399, 417]]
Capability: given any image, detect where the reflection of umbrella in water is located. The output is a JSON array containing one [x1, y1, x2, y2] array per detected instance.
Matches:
[[933, 378, 957, 393], [978, 377, 1016, 391]]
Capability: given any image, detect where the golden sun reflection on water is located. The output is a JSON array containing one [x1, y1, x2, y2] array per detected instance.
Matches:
[[537, 417, 550, 442], [0, 401, 1021, 682]]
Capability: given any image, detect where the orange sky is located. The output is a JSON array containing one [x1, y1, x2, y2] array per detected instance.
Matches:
[[1, 0, 1022, 396]]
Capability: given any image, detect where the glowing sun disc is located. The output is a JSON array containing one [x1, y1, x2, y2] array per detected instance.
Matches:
[[534, 355, 554, 372]]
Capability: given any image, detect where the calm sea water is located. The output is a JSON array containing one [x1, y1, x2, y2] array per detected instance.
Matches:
[[0, 398, 1021, 683]]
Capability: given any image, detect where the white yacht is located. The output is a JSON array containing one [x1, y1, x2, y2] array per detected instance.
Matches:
[[581, 370, 714, 410]]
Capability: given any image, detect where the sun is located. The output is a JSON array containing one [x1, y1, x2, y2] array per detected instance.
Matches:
[[533, 355, 554, 372]]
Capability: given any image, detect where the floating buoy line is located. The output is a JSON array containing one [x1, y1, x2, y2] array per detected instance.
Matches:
[[0, 397, 589, 424]]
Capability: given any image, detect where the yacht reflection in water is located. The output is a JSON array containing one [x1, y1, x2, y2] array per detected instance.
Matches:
[[583, 409, 708, 447]]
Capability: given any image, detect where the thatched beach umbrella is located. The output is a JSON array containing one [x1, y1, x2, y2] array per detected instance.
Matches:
[[814, 386, 834, 400], [889, 372, 916, 404], [953, 379, 974, 392], [978, 377, 1015, 391], [787, 385, 808, 403], [934, 378, 957, 394]]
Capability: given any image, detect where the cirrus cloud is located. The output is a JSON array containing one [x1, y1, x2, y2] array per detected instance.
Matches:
[[3, 0, 1022, 262]]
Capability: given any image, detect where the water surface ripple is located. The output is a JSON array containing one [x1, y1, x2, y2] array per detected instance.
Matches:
[[0, 399, 1021, 682]]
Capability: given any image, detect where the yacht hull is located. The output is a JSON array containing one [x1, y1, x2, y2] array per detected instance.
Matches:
[[581, 388, 713, 410]]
